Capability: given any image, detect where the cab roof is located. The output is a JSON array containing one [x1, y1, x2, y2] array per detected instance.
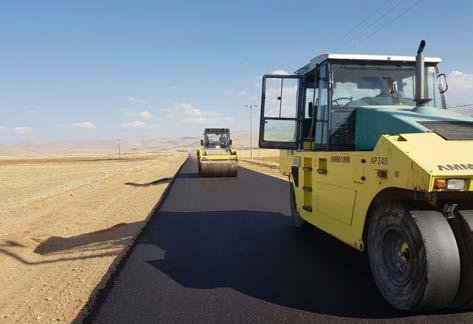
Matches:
[[204, 128, 230, 133], [295, 53, 442, 75]]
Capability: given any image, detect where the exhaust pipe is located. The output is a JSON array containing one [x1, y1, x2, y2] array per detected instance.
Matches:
[[415, 40, 430, 106]]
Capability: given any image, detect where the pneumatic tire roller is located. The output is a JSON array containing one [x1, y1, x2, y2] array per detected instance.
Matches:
[[260, 40, 473, 311]]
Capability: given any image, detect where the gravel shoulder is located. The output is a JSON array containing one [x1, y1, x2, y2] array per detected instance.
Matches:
[[0, 153, 187, 323]]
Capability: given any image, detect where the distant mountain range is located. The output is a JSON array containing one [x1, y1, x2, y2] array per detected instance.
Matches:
[[0, 131, 257, 156], [1, 106, 472, 156]]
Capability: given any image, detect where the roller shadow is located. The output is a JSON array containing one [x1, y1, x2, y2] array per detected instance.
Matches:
[[125, 178, 172, 187], [34, 222, 145, 255], [0, 222, 145, 266], [143, 210, 403, 319]]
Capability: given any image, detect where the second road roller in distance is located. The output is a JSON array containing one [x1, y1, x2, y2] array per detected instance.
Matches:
[[258, 40, 473, 311], [197, 128, 238, 177]]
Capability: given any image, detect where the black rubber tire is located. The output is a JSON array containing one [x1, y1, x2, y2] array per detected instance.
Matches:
[[289, 183, 305, 228], [448, 211, 473, 309], [200, 163, 237, 177], [367, 202, 460, 311]]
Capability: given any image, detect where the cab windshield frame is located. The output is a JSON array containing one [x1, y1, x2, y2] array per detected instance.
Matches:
[[203, 129, 230, 148], [330, 60, 446, 110]]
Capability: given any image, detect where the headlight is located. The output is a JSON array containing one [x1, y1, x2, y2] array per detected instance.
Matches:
[[447, 179, 465, 190], [433, 178, 466, 190]]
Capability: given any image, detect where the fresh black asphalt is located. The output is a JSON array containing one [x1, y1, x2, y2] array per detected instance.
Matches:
[[87, 156, 473, 323]]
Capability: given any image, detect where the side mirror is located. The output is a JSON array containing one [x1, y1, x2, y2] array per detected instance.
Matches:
[[229, 139, 233, 145], [437, 73, 448, 93], [308, 102, 314, 118], [200, 139, 204, 146]]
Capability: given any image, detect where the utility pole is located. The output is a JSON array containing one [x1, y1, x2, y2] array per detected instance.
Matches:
[[245, 104, 257, 160]]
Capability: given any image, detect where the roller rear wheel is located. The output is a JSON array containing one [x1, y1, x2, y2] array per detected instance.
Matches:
[[367, 203, 460, 311]]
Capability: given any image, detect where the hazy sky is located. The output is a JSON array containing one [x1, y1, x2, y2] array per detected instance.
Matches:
[[0, 0, 472, 144]]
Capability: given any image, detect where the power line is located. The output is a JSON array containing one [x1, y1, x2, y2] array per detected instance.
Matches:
[[335, 0, 409, 52], [347, 0, 426, 51], [449, 103, 473, 108], [327, 0, 393, 52]]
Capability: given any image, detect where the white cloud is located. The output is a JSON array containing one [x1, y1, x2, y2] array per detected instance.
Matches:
[[121, 120, 147, 129], [71, 121, 96, 130], [271, 70, 289, 75], [167, 102, 234, 125], [125, 110, 152, 119], [24, 110, 40, 119], [14, 126, 35, 135], [128, 96, 147, 104], [169, 85, 177, 91], [448, 71, 473, 92]]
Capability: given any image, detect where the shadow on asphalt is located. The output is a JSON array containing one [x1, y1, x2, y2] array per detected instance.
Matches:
[[176, 172, 202, 179], [81, 160, 468, 322], [143, 209, 403, 319]]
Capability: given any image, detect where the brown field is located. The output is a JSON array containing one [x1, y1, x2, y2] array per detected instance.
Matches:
[[238, 148, 280, 163], [237, 149, 288, 180], [0, 152, 187, 323]]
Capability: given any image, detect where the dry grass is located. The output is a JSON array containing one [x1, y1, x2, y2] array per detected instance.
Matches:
[[0, 153, 175, 219]]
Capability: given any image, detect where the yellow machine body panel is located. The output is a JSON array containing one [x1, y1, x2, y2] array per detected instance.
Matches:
[[287, 132, 473, 251], [197, 148, 238, 177], [278, 149, 292, 176], [198, 148, 239, 161]]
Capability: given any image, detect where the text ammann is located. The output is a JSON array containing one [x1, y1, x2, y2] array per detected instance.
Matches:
[[438, 164, 473, 171]]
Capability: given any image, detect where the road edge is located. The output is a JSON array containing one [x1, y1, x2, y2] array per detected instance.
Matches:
[[240, 158, 279, 169], [75, 153, 190, 324]]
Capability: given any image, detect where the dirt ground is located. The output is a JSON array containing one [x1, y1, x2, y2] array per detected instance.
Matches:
[[239, 160, 287, 181], [0, 152, 187, 323], [236, 148, 287, 180], [238, 148, 280, 163]]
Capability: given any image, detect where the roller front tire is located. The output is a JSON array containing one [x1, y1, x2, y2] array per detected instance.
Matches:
[[367, 203, 460, 311]]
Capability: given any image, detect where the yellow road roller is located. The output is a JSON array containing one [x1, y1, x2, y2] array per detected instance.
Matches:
[[197, 128, 238, 177], [258, 40, 473, 311]]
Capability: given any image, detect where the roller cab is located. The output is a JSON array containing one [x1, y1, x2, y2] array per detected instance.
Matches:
[[258, 41, 473, 311], [197, 128, 238, 177]]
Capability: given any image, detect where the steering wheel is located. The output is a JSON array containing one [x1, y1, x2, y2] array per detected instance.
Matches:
[[332, 97, 353, 106]]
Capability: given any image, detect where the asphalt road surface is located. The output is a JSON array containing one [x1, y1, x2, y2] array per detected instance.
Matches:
[[87, 156, 473, 323]]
